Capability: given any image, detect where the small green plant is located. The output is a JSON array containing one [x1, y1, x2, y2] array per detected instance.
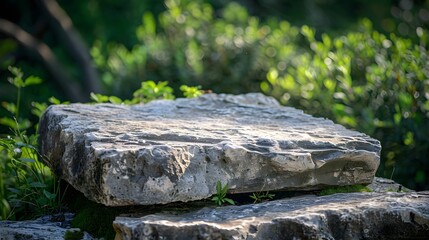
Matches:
[[132, 81, 175, 103], [180, 85, 203, 98], [0, 67, 64, 220], [319, 185, 371, 196], [0, 66, 41, 130], [250, 191, 275, 203], [90, 81, 202, 104], [90, 92, 123, 104], [211, 181, 235, 206]]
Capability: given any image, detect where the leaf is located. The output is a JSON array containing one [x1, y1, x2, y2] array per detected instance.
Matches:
[[8, 66, 23, 78], [109, 96, 123, 104], [221, 183, 229, 195], [1, 102, 16, 114], [31, 102, 48, 118], [216, 181, 222, 194], [0, 117, 17, 129], [249, 193, 257, 200], [24, 76, 42, 86], [224, 198, 235, 205], [30, 182, 47, 188], [43, 189, 57, 200], [48, 97, 61, 105], [90, 92, 109, 103]]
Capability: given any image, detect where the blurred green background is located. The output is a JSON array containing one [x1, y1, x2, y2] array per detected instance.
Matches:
[[1, 0, 428, 190]]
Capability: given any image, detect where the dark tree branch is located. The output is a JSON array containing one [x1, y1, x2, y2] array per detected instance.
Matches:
[[38, 0, 102, 94], [0, 18, 86, 102]]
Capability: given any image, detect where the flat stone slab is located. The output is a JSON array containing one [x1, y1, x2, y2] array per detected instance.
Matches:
[[39, 93, 380, 206], [113, 191, 429, 240]]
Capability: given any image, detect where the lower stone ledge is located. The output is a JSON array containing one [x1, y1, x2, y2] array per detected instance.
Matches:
[[113, 191, 429, 240]]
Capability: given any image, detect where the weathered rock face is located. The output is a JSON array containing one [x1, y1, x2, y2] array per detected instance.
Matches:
[[39, 93, 381, 206], [113, 191, 429, 240]]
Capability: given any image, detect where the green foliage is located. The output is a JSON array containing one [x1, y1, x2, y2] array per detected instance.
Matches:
[[0, 67, 42, 130], [90, 81, 201, 104], [211, 181, 235, 206], [0, 68, 64, 220], [91, 1, 301, 97], [262, 20, 429, 190], [319, 185, 371, 196], [64, 229, 84, 240], [90, 92, 123, 104], [132, 81, 175, 103], [249, 191, 275, 204], [180, 85, 203, 98]]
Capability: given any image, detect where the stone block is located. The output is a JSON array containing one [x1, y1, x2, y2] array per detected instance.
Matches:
[[39, 93, 380, 206]]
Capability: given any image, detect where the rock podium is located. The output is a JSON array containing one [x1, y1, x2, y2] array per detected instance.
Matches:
[[39, 93, 381, 206]]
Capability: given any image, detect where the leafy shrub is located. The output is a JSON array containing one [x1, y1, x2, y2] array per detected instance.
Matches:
[[91, 0, 301, 97], [262, 20, 429, 190]]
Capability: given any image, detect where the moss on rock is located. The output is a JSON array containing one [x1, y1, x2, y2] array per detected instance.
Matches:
[[319, 185, 371, 196]]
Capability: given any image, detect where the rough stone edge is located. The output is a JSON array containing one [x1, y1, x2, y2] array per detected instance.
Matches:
[[113, 191, 429, 240]]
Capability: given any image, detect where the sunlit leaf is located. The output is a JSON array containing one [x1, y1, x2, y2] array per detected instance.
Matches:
[[109, 96, 123, 104], [24, 76, 42, 86]]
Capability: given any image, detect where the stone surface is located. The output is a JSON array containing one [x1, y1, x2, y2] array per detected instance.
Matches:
[[368, 177, 413, 193], [39, 93, 381, 206], [0, 213, 93, 240], [113, 191, 429, 240]]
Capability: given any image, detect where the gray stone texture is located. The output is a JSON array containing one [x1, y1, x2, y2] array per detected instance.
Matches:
[[38, 93, 381, 206], [0, 213, 93, 240], [368, 177, 413, 193], [113, 191, 429, 240]]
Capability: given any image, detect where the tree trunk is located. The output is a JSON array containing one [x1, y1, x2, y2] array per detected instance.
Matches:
[[0, 18, 86, 102], [38, 0, 102, 95]]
